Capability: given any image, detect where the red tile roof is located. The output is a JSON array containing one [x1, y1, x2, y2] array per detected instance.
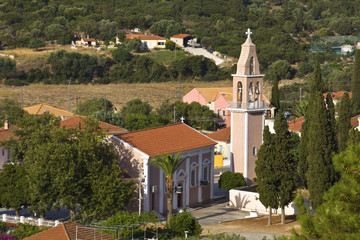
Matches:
[[125, 34, 166, 41], [323, 91, 352, 100], [82, 38, 96, 42], [207, 128, 231, 143], [24, 221, 113, 240], [351, 114, 360, 127], [288, 116, 305, 133], [114, 123, 216, 157], [60, 116, 127, 134], [0, 125, 16, 141], [170, 34, 191, 39]]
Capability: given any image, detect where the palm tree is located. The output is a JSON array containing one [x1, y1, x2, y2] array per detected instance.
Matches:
[[148, 152, 189, 223]]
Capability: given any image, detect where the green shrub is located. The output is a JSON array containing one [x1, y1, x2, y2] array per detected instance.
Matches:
[[218, 171, 246, 190], [0, 221, 6, 234], [207, 233, 247, 240], [167, 209, 202, 238], [11, 223, 48, 240]]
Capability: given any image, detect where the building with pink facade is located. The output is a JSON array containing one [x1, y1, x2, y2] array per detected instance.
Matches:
[[110, 123, 216, 215], [183, 87, 232, 127], [228, 29, 269, 184]]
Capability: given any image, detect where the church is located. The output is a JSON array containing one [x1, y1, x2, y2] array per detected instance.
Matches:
[[227, 29, 269, 184]]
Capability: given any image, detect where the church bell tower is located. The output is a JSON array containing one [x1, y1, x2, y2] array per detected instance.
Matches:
[[228, 29, 269, 183]]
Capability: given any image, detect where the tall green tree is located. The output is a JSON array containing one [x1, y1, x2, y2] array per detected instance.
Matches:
[[337, 92, 352, 152], [255, 126, 278, 225], [148, 152, 189, 223], [4, 114, 135, 220], [0, 164, 29, 216], [271, 75, 280, 109], [299, 62, 336, 209], [273, 111, 297, 225], [0, 98, 26, 126], [293, 143, 360, 239], [352, 50, 360, 114]]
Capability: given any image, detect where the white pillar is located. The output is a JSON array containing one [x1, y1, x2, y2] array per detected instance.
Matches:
[[186, 157, 190, 206], [20, 216, 25, 223], [2, 214, 6, 222], [143, 158, 150, 212], [38, 218, 43, 226], [198, 150, 203, 202], [159, 170, 164, 214], [244, 112, 249, 180], [210, 149, 214, 199]]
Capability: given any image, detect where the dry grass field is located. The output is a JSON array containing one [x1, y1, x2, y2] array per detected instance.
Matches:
[[0, 81, 236, 112]]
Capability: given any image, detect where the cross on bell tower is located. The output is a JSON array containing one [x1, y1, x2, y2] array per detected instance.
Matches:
[[228, 28, 269, 184]]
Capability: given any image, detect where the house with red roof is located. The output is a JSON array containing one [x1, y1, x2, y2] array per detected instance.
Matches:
[[170, 34, 194, 47], [110, 123, 216, 215], [60, 116, 127, 137], [207, 127, 231, 167], [125, 34, 167, 49], [0, 121, 15, 170], [76, 37, 97, 47]]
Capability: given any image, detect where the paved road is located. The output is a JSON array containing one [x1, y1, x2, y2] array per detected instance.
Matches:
[[189, 201, 249, 226], [184, 47, 224, 65]]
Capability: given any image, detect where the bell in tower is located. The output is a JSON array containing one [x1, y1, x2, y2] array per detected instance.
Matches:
[[228, 28, 269, 184]]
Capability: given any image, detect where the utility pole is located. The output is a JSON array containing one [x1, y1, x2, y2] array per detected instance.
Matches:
[[104, 93, 107, 115], [293, 97, 296, 123], [21, 87, 24, 108], [299, 87, 302, 103], [173, 106, 176, 123], [68, 79, 71, 112]]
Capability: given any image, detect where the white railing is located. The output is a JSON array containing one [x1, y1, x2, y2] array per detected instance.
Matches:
[[227, 101, 269, 110], [2, 214, 60, 227]]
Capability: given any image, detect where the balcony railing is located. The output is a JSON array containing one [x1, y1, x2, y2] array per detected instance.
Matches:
[[227, 100, 269, 110]]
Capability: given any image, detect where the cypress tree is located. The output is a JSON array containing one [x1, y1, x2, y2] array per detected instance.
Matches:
[[271, 75, 280, 110], [256, 113, 297, 225], [298, 61, 322, 187], [255, 126, 278, 225], [299, 62, 336, 209], [352, 50, 360, 114], [273, 111, 297, 225], [338, 92, 352, 152], [325, 92, 337, 154]]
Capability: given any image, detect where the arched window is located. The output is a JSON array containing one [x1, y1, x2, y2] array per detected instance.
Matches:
[[250, 57, 254, 75], [253, 147, 258, 156], [237, 82, 242, 102], [255, 81, 260, 101], [248, 82, 253, 102], [202, 159, 211, 182], [190, 162, 198, 187]]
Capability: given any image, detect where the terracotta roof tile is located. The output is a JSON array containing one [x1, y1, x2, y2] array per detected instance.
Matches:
[[60, 116, 127, 134], [24, 104, 74, 118], [83, 38, 96, 42], [170, 34, 191, 39], [207, 127, 231, 143], [288, 116, 305, 132], [24, 221, 114, 240], [114, 123, 216, 157], [0, 125, 16, 141], [194, 87, 269, 103], [125, 34, 166, 41], [323, 91, 352, 100], [351, 114, 360, 127]]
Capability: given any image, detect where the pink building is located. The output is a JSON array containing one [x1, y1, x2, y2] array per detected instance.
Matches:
[[228, 29, 269, 184], [110, 123, 216, 215], [183, 87, 232, 127], [0, 121, 14, 170]]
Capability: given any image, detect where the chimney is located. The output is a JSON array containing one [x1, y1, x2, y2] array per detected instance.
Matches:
[[87, 35, 89, 39], [4, 120, 9, 130]]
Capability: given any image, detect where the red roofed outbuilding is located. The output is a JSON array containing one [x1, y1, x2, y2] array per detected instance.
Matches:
[[170, 34, 194, 47]]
